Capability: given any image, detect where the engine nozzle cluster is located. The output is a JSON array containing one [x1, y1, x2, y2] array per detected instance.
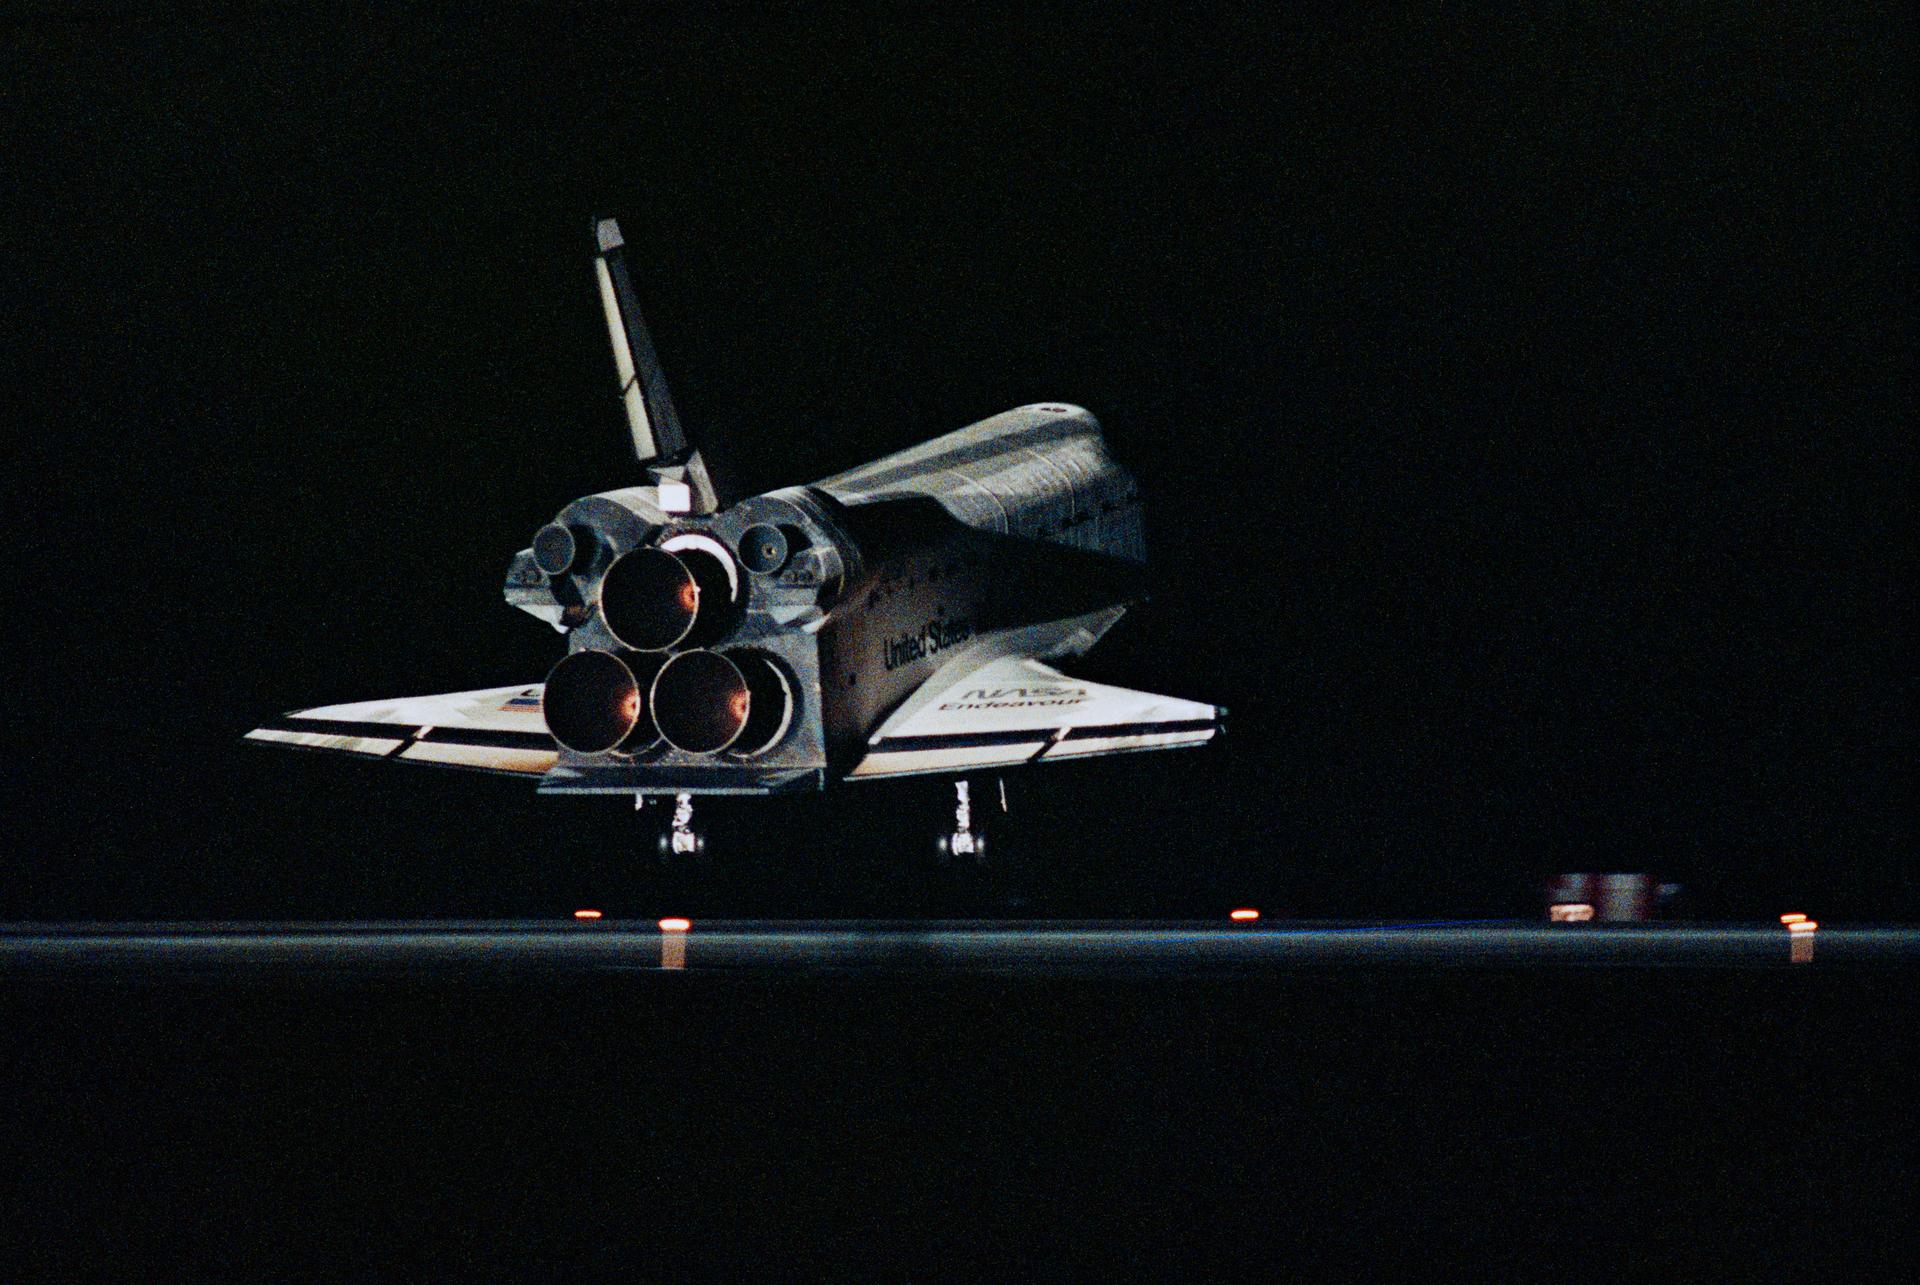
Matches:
[[544, 646, 792, 758], [539, 524, 798, 758]]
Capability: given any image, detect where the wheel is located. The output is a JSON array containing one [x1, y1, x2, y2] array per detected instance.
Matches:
[[935, 830, 988, 867], [965, 830, 989, 867], [657, 830, 708, 860]]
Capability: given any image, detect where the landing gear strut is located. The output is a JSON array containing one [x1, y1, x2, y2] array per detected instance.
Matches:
[[930, 777, 1025, 908], [936, 779, 989, 866]]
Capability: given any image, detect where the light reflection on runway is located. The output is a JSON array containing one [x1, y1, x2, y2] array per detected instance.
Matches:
[[1, 920, 1915, 977]]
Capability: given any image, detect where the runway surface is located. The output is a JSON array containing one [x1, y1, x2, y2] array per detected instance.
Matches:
[[5, 919, 1912, 1275], [3, 919, 1914, 976]]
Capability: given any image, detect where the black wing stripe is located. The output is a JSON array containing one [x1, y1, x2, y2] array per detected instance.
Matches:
[[259, 716, 417, 741], [870, 730, 1050, 752], [416, 726, 556, 750], [262, 717, 553, 751], [1057, 719, 1218, 741], [872, 718, 1217, 754]]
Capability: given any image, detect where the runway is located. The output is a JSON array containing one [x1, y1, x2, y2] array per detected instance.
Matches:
[[4, 920, 1912, 1275], [3, 919, 1914, 977]]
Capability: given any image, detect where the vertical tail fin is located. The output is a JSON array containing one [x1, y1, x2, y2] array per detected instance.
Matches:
[[593, 218, 726, 513]]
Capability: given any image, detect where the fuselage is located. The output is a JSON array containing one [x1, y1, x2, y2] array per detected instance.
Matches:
[[509, 403, 1146, 794]]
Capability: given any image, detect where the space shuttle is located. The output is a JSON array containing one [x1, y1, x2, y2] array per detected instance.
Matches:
[[247, 219, 1224, 855]]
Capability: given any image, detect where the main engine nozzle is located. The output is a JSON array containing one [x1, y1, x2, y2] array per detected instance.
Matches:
[[599, 541, 739, 651], [649, 649, 794, 756], [542, 648, 665, 754]]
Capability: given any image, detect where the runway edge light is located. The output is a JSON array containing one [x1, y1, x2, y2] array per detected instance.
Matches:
[[573, 909, 603, 920], [659, 917, 692, 933], [1230, 908, 1260, 922]]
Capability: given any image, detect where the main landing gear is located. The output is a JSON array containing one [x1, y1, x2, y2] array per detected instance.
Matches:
[[931, 777, 1024, 909], [640, 792, 708, 863], [935, 778, 1007, 868]]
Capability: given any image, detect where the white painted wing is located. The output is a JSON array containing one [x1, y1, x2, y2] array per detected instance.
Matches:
[[246, 683, 556, 777], [849, 657, 1222, 780]]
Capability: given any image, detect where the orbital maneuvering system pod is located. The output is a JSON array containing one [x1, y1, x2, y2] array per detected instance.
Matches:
[[247, 220, 1225, 856]]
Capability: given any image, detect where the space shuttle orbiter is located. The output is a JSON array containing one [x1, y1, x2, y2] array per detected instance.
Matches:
[[247, 219, 1223, 856]]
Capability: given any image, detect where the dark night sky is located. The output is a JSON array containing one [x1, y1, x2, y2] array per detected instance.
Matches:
[[6, 2, 1912, 918]]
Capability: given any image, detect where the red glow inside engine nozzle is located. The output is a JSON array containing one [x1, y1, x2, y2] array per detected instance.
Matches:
[[543, 648, 662, 754]]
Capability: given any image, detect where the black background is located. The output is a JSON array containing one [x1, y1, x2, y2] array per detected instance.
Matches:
[[3, 5, 1915, 1274], [8, 2, 1912, 917]]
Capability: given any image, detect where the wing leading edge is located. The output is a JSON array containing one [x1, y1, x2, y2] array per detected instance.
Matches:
[[245, 684, 556, 777], [849, 656, 1223, 780]]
